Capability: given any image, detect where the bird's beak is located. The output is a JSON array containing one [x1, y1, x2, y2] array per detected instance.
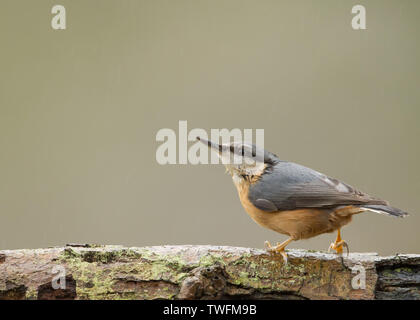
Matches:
[[196, 137, 225, 153]]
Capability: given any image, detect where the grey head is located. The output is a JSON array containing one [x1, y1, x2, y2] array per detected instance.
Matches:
[[196, 137, 279, 179]]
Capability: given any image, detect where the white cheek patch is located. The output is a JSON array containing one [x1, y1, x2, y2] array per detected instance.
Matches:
[[218, 151, 234, 165], [244, 161, 266, 176], [232, 173, 243, 185]]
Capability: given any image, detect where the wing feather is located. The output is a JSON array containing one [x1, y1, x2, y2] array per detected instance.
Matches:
[[248, 162, 387, 212]]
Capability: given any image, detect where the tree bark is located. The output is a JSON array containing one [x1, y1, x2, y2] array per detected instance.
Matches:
[[0, 245, 419, 300]]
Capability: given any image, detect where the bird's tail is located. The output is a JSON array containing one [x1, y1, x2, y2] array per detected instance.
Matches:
[[359, 204, 409, 218]]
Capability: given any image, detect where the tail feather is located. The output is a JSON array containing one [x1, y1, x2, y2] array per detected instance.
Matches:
[[360, 204, 409, 218]]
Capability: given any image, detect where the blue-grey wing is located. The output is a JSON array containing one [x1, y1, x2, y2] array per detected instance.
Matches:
[[248, 162, 387, 212]]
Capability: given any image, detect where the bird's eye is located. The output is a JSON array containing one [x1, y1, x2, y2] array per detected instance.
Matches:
[[252, 146, 256, 157]]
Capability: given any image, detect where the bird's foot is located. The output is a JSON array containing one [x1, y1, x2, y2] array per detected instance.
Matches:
[[328, 240, 349, 256], [264, 241, 288, 264]]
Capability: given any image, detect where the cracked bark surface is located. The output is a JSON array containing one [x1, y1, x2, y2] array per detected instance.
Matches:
[[0, 245, 419, 300]]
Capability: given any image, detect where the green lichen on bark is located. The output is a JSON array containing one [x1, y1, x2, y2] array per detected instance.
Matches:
[[0, 245, 419, 300], [58, 246, 186, 299]]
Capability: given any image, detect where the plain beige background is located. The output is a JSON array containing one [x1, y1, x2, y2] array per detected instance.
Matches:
[[0, 0, 419, 254]]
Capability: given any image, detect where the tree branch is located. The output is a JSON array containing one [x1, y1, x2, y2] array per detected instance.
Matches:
[[0, 245, 419, 300]]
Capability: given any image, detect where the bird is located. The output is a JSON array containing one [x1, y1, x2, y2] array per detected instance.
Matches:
[[196, 137, 408, 263]]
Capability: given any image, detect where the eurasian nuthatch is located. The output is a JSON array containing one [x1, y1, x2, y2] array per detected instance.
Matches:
[[197, 137, 408, 263]]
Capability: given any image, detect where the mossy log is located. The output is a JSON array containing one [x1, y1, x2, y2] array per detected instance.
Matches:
[[0, 245, 419, 300]]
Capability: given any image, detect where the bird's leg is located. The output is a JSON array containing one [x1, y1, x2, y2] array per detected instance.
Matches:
[[328, 229, 349, 255], [264, 237, 293, 264]]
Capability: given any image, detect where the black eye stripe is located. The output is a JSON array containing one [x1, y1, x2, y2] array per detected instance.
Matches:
[[227, 145, 258, 158]]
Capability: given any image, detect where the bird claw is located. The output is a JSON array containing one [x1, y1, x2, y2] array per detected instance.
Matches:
[[328, 240, 349, 256], [279, 250, 288, 265], [264, 241, 288, 264], [264, 241, 273, 251], [264, 241, 280, 253], [342, 241, 349, 256]]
